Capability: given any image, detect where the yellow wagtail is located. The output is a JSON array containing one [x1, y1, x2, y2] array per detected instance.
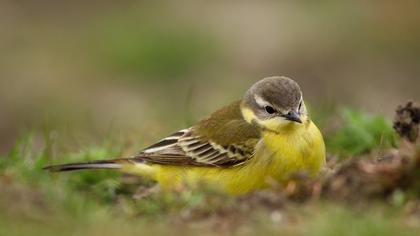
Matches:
[[45, 76, 326, 195]]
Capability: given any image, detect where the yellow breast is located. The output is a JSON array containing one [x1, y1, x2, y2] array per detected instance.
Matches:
[[259, 120, 326, 182]]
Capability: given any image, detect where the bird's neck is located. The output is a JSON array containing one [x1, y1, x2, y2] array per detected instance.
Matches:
[[260, 120, 312, 153], [261, 119, 310, 135]]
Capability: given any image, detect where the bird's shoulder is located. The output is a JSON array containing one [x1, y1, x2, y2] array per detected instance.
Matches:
[[194, 100, 260, 146]]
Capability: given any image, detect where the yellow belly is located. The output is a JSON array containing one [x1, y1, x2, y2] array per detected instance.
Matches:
[[127, 121, 325, 195]]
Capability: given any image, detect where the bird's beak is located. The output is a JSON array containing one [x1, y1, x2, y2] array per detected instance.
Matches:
[[283, 111, 302, 123]]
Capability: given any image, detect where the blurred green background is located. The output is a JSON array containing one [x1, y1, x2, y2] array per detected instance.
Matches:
[[1, 0, 419, 155], [1, 1, 420, 235]]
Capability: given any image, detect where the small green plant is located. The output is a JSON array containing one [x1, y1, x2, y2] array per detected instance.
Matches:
[[326, 109, 397, 157]]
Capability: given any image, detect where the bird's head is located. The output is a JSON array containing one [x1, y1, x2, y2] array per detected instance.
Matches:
[[241, 76, 308, 133]]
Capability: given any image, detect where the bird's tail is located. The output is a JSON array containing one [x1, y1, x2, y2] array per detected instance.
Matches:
[[43, 158, 134, 172]]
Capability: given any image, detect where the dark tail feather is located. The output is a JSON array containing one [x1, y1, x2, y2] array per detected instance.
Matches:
[[43, 158, 132, 172]]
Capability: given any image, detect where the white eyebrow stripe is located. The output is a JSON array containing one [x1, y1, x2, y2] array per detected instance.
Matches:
[[254, 94, 271, 107]]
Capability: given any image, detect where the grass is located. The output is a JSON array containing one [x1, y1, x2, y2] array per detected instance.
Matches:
[[0, 108, 418, 235], [300, 205, 417, 236]]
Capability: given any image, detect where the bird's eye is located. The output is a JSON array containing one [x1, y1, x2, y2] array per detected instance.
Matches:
[[298, 101, 302, 110], [264, 106, 276, 114]]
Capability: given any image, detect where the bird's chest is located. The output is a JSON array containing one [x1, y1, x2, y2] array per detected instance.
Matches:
[[258, 127, 320, 181]]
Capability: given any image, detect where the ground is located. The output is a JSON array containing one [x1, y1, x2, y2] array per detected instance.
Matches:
[[0, 102, 419, 236]]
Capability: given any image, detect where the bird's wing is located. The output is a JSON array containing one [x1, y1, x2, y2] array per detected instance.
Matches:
[[130, 101, 260, 167], [134, 128, 259, 167]]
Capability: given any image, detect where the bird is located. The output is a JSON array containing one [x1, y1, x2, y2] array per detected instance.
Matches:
[[44, 76, 326, 195]]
